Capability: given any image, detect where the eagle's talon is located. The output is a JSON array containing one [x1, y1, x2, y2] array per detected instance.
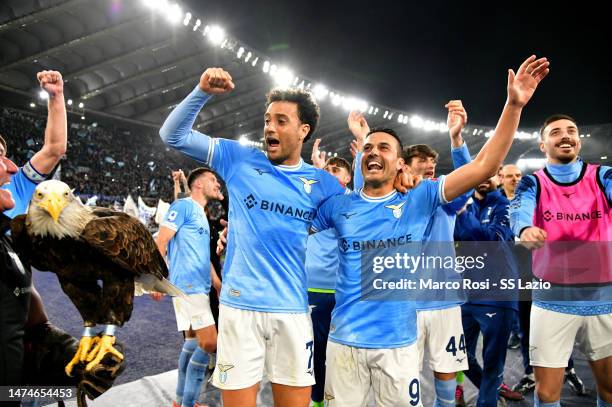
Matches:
[[85, 335, 124, 371], [85, 337, 103, 362], [65, 336, 96, 376]]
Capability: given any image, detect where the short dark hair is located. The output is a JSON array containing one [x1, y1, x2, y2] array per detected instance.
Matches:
[[0, 134, 6, 153], [366, 127, 403, 156], [540, 114, 578, 138], [187, 167, 217, 189], [403, 144, 439, 165], [266, 88, 320, 143], [325, 156, 351, 174]]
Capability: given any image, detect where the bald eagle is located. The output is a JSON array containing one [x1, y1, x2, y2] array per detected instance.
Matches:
[[11, 180, 185, 375]]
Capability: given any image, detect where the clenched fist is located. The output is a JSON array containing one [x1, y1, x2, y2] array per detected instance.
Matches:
[[199, 67, 235, 94], [37, 70, 64, 97]]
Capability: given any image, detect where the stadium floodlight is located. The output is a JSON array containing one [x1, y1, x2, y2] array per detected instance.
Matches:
[[244, 51, 252, 62], [81, 116, 85, 120], [383, 110, 388, 119], [67, 99, 73, 106], [142, 0, 162, 8], [144, 0, 168, 10], [273, 67, 294, 87], [334, 153, 338, 157], [293, 76, 300, 86], [262, 60, 270, 73], [374, 107, 379, 115], [387, 113, 394, 120], [587, 134, 591, 137], [167, 4, 182, 24], [410, 115, 423, 128], [251, 57, 259, 67], [341, 97, 366, 112], [269, 64, 278, 76], [312, 84, 329, 101], [78, 102, 84, 108], [39, 90, 49, 100], [331, 94, 342, 106], [580, 134, 585, 138], [193, 18, 201, 31], [237, 47, 244, 59], [473, 128, 478, 135], [29, 102, 35, 108], [238, 136, 249, 145], [602, 156, 608, 160], [183, 12, 191, 26], [207, 25, 225, 45], [398, 114, 404, 123], [368, 106, 374, 114]]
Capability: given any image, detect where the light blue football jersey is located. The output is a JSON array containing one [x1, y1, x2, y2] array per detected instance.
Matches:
[[313, 178, 446, 348], [162, 198, 211, 294], [209, 140, 344, 312], [2, 160, 47, 218], [306, 228, 340, 292], [417, 143, 472, 311], [158, 86, 345, 313]]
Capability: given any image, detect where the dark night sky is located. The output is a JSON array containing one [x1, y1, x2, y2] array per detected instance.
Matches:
[[183, 0, 611, 127]]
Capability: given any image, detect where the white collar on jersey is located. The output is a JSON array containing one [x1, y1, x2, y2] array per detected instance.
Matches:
[[359, 188, 398, 202], [275, 158, 304, 172]]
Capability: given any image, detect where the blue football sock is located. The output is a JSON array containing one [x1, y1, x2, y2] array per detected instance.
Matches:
[[534, 393, 561, 407], [598, 396, 612, 407], [434, 377, 456, 407], [182, 346, 209, 407], [176, 338, 197, 405]]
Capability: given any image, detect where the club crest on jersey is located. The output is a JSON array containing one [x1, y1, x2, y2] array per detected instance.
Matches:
[[298, 177, 318, 194], [217, 364, 234, 384], [385, 202, 406, 219]]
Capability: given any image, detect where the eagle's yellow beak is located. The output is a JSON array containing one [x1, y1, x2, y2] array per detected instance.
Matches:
[[37, 192, 68, 223]]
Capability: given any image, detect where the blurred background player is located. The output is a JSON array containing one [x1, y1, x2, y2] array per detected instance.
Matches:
[[306, 140, 352, 407], [155, 167, 224, 407], [172, 169, 190, 201], [454, 171, 524, 405]]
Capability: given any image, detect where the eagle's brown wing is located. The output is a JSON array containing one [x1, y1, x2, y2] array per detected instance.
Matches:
[[10, 214, 63, 272], [12, 214, 112, 325], [80, 210, 168, 279]]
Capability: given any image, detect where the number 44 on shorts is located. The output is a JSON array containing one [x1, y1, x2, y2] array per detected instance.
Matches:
[[446, 334, 466, 359]]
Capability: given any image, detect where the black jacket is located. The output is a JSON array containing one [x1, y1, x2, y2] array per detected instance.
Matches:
[[0, 213, 32, 387]]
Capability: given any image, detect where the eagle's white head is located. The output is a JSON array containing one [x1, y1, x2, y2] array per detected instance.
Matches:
[[28, 180, 94, 239]]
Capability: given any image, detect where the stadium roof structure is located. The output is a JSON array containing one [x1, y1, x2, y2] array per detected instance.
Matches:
[[1, 0, 610, 173]]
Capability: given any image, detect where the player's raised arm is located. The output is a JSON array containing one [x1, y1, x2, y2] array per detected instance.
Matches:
[[159, 67, 234, 162], [443, 55, 549, 202], [30, 70, 67, 175]]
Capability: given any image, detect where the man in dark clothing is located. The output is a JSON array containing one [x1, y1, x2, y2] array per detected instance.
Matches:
[[0, 154, 30, 393], [454, 174, 523, 406]]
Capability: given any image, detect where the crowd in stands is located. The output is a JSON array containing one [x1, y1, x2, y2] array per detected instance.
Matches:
[[0, 107, 203, 206]]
